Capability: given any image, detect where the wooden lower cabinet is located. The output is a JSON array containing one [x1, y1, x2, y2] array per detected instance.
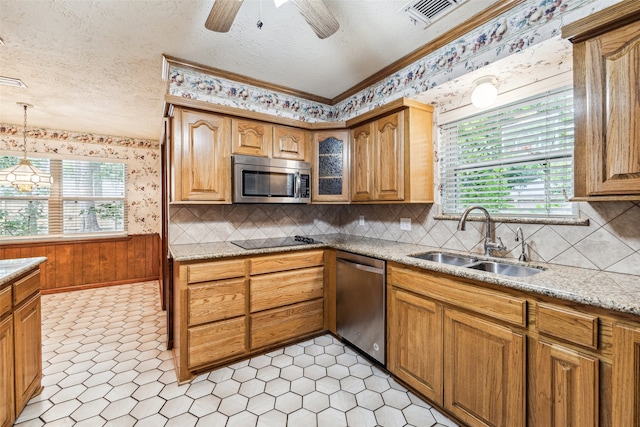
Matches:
[[13, 294, 42, 414], [530, 339, 598, 427], [251, 299, 324, 350], [188, 317, 246, 368], [0, 316, 14, 427], [612, 322, 640, 427], [387, 287, 443, 405], [173, 250, 325, 382], [444, 309, 525, 427]]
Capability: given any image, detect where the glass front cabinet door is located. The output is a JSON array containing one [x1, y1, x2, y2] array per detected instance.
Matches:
[[312, 130, 349, 203]]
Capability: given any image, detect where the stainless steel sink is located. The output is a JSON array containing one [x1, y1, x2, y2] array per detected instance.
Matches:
[[410, 252, 477, 266], [466, 261, 543, 277], [409, 251, 544, 277]]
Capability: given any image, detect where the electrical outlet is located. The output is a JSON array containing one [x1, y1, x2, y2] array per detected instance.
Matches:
[[400, 218, 411, 231], [359, 214, 365, 226]]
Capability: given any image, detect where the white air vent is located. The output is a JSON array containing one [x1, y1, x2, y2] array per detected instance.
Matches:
[[400, 0, 467, 27]]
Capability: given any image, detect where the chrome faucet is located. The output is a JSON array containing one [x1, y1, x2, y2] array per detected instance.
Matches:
[[515, 227, 529, 262], [457, 206, 506, 257]]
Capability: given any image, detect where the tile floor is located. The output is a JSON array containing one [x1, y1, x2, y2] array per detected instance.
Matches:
[[15, 281, 459, 427]]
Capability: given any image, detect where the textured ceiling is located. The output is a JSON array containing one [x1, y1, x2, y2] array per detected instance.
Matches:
[[0, 0, 500, 139]]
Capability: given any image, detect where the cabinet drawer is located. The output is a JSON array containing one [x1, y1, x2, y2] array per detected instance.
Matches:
[[389, 265, 527, 327], [12, 270, 40, 307], [0, 286, 11, 318], [536, 302, 598, 349], [188, 317, 246, 368], [251, 267, 324, 313], [188, 278, 246, 326], [187, 259, 245, 284], [250, 250, 324, 275], [251, 299, 324, 350]]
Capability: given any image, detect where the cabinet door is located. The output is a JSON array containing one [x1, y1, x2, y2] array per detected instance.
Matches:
[[530, 339, 598, 427], [388, 287, 443, 405], [575, 20, 640, 196], [374, 111, 404, 201], [312, 130, 350, 203], [273, 125, 308, 161], [175, 109, 231, 202], [13, 294, 41, 415], [232, 119, 272, 157], [612, 322, 640, 427], [350, 122, 374, 202], [0, 316, 14, 427], [444, 309, 525, 427]]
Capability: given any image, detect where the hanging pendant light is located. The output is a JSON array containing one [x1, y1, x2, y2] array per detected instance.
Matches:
[[0, 103, 53, 192]]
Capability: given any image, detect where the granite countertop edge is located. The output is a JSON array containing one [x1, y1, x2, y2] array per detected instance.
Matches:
[[170, 235, 640, 317], [0, 257, 47, 286]]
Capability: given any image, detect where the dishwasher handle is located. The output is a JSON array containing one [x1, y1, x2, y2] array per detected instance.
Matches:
[[337, 257, 385, 275]]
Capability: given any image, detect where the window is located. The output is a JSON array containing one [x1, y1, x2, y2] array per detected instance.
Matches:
[[0, 156, 127, 239], [440, 86, 575, 218]]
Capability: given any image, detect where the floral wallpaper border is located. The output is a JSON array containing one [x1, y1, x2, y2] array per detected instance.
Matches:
[[168, 0, 610, 122], [0, 128, 161, 235], [0, 123, 160, 150]]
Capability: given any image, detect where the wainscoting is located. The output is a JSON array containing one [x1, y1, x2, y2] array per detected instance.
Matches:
[[0, 234, 160, 293]]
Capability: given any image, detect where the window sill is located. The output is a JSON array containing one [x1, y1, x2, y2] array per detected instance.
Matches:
[[0, 233, 130, 245], [434, 214, 590, 226]]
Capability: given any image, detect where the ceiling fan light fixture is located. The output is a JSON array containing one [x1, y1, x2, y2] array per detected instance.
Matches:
[[471, 76, 498, 109], [0, 103, 53, 192]]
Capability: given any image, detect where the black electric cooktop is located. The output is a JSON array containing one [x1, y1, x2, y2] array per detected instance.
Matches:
[[230, 235, 321, 250]]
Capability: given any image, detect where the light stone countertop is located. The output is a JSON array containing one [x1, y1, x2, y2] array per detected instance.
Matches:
[[170, 234, 640, 317], [0, 257, 47, 287]]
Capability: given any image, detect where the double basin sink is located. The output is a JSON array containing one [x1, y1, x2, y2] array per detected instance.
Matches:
[[410, 252, 544, 277]]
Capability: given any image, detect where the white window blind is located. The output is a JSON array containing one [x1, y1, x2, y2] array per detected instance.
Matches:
[[0, 157, 127, 239], [440, 86, 575, 218]]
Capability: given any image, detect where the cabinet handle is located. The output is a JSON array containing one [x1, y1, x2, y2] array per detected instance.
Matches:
[[337, 258, 385, 275]]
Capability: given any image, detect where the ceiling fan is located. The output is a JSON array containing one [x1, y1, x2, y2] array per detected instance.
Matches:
[[205, 0, 340, 39]]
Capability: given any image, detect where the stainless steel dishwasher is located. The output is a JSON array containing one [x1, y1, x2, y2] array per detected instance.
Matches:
[[336, 250, 386, 366]]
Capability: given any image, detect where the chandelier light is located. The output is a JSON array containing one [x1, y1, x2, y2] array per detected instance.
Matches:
[[0, 103, 53, 192], [471, 76, 498, 109]]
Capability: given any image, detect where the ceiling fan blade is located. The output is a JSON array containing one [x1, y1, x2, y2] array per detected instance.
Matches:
[[291, 0, 340, 39], [205, 0, 244, 32]]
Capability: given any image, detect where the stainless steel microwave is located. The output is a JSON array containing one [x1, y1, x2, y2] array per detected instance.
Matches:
[[232, 155, 311, 203]]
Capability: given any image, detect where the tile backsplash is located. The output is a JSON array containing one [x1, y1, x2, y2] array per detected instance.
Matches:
[[170, 201, 640, 275]]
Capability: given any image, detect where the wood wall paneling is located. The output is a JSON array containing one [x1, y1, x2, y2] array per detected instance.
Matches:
[[0, 234, 160, 293]]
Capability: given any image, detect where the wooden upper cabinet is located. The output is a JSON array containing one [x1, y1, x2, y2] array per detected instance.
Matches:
[[347, 99, 434, 203], [172, 109, 231, 203], [273, 125, 309, 161], [563, 4, 640, 199], [375, 111, 404, 201], [350, 122, 375, 202], [231, 119, 273, 157], [312, 130, 350, 203]]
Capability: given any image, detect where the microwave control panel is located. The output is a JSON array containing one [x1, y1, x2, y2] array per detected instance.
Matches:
[[301, 174, 310, 199]]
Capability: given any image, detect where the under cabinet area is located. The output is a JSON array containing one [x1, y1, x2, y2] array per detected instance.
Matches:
[[172, 250, 326, 382]]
